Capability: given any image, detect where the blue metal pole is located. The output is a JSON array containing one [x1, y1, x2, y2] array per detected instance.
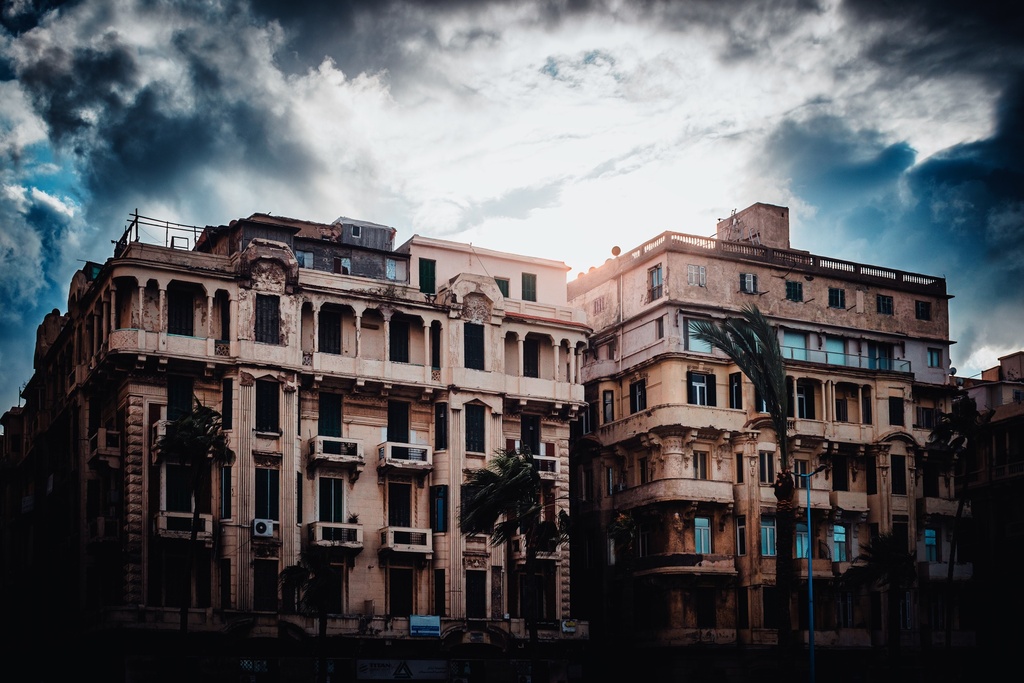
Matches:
[[806, 475, 816, 683]]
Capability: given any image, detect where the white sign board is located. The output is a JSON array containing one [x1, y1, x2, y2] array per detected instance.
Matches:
[[356, 660, 449, 680]]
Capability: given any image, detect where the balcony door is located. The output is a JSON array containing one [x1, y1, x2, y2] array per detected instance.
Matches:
[[388, 482, 411, 527]]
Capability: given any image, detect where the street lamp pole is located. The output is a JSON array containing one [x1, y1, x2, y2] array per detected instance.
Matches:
[[799, 464, 828, 683]]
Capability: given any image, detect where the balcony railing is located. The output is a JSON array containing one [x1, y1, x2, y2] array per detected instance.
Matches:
[[533, 454, 559, 480], [379, 526, 432, 555], [309, 521, 364, 550], [88, 428, 121, 468], [309, 435, 364, 468], [155, 511, 213, 543], [377, 442, 433, 472], [782, 346, 911, 372], [511, 534, 563, 563]]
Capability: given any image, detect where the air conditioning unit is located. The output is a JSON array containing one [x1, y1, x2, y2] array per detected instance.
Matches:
[[253, 518, 275, 538]]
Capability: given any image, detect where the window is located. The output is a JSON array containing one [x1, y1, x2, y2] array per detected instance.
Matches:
[[796, 522, 808, 559], [876, 294, 894, 315], [835, 397, 849, 422], [693, 451, 708, 480], [687, 371, 716, 406], [521, 273, 537, 302], [629, 380, 647, 413], [296, 250, 314, 268], [794, 459, 809, 489], [925, 527, 939, 562], [385, 257, 407, 281], [862, 392, 873, 425], [826, 337, 846, 366], [796, 381, 814, 419], [464, 322, 484, 370], [760, 516, 777, 556], [255, 467, 280, 521], [434, 403, 448, 451], [739, 273, 758, 294], [253, 559, 279, 611], [466, 570, 487, 619], [606, 466, 615, 495], [221, 379, 233, 430], [494, 278, 509, 297], [785, 280, 803, 302], [351, 225, 361, 238], [523, 338, 539, 378], [783, 331, 807, 361], [891, 455, 907, 494], [255, 380, 280, 433], [687, 320, 712, 353], [434, 569, 446, 617], [167, 375, 194, 421], [166, 463, 192, 513], [520, 414, 541, 455], [928, 348, 942, 368], [832, 454, 849, 491], [655, 317, 664, 340], [916, 406, 938, 429], [465, 404, 486, 453], [419, 258, 436, 294], [319, 309, 342, 354], [592, 297, 605, 314], [736, 515, 747, 556], [833, 524, 849, 562], [759, 451, 775, 484], [915, 300, 931, 321], [602, 390, 614, 423], [167, 289, 195, 336], [837, 591, 855, 628], [638, 457, 649, 485], [694, 517, 711, 554], [318, 392, 342, 438], [695, 588, 716, 628], [318, 476, 345, 525], [220, 466, 232, 519], [687, 264, 706, 286], [828, 287, 846, 309], [255, 294, 281, 344], [647, 264, 663, 300], [637, 524, 650, 558], [430, 485, 448, 533], [333, 256, 350, 275], [735, 453, 744, 483], [729, 372, 742, 409], [389, 317, 410, 363], [888, 397, 905, 426]]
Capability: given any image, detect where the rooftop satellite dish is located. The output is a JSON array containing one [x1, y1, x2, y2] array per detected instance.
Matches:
[[611, 246, 621, 256], [948, 367, 957, 376]]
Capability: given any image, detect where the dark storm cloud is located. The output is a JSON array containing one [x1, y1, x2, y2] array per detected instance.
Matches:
[[763, 75, 1024, 364]]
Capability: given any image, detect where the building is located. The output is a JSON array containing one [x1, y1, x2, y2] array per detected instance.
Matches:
[[566, 203, 974, 675], [960, 351, 1024, 670], [0, 212, 590, 681]]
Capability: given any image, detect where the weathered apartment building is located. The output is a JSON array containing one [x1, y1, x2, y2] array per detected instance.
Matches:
[[567, 203, 974, 666], [0, 212, 590, 679]]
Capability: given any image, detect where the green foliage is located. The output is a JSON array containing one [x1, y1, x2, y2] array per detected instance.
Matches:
[[155, 397, 235, 468], [840, 532, 916, 592]]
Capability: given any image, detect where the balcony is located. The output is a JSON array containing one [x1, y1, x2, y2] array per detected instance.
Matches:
[[379, 526, 432, 555], [308, 521, 364, 552], [917, 496, 966, 518], [829, 490, 869, 515], [377, 441, 432, 473], [511, 534, 563, 563], [782, 346, 912, 373], [632, 552, 737, 576], [155, 511, 214, 544], [615, 478, 734, 510], [533, 454, 559, 480], [88, 515, 120, 542], [308, 435, 365, 472], [919, 560, 973, 581], [88, 428, 121, 468]]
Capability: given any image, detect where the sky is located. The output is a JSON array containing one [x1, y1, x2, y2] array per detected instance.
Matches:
[[2, 0, 1023, 418]]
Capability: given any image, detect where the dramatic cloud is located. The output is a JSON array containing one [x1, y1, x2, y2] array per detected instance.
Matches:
[[1, 0, 1023, 414]]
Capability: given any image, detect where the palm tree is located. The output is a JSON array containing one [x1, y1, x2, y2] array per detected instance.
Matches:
[[926, 390, 991, 648], [280, 546, 338, 683], [840, 532, 917, 664], [459, 448, 570, 682], [155, 397, 234, 633], [690, 305, 797, 652]]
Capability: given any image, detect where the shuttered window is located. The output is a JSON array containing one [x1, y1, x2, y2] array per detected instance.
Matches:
[[390, 317, 410, 363], [167, 289, 194, 336], [319, 309, 341, 354], [465, 404, 486, 453], [255, 380, 280, 433], [419, 258, 436, 294], [255, 294, 280, 344], [318, 392, 342, 437], [464, 323, 484, 370]]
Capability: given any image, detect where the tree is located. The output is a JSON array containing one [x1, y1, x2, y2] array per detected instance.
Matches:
[[926, 390, 991, 648], [155, 397, 234, 633], [840, 532, 917, 663], [459, 448, 569, 681], [690, 305, 797, 653], [280, 546, 338, 683]]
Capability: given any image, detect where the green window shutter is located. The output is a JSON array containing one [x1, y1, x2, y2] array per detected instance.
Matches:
[[419, 258, 436, 294]]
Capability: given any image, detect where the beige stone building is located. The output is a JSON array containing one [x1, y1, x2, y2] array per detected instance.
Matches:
[[0, 212, 590, 679], [567, 203, 973, 666]]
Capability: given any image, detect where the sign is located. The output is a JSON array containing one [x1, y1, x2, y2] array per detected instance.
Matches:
[[561, 619, 577, 634], [409, 614, 441, 637], [356, 660, 448, 680]]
